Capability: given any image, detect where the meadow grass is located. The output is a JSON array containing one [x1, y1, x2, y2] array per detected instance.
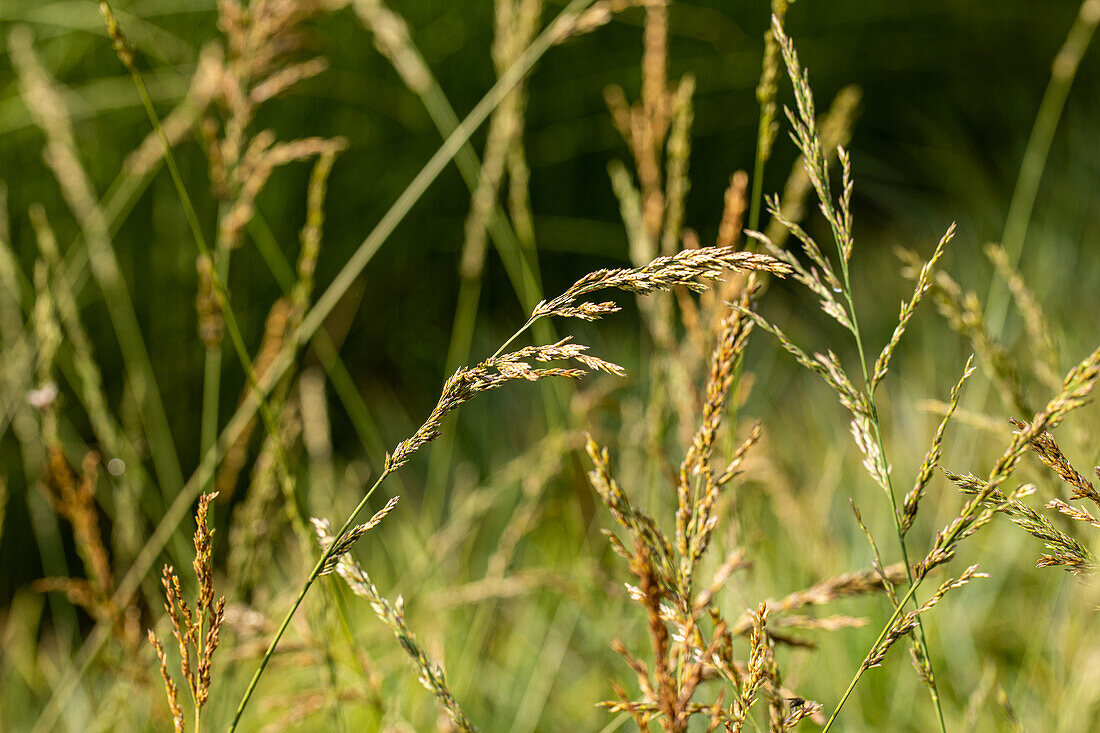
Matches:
[[1, 1, 1099, 731]]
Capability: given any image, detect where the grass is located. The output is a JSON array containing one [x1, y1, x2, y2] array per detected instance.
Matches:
[[2, 0, 1100, 731]]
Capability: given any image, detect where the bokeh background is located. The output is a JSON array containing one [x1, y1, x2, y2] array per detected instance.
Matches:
[[1, 0, 1098, 730]]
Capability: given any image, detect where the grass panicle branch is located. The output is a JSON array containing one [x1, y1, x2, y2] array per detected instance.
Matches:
[[312, 517, 478, 731], [231, 241, 780, 728], [824, 342, 1100, 731]]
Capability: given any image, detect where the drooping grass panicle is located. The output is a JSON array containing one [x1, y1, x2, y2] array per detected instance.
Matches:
[[1007, 416, 1100, 508], [729, 562, 910, 639], [314, 495, 400, 576], [234, 233, 778, 728], [532, 247, 791, 321], [385, 338, 624, 475], [312, 518, 478, 732], [947, 475, 1094, 573]]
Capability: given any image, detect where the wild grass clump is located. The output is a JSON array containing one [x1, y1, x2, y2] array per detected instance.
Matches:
[[2, 1, 1099, 731]]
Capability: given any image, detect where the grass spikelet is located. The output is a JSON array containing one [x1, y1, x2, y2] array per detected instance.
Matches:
[[1007, 416, 1100, 507], [534, 246, 791, 322], [728, 604, 771, 732], [871, 223, 957, 392], [1046, 498, 1100, 527], [901, 355, 977, 535], [386, 339, 623, 474], [148, 630, 185, 733], [314, 496, 400, 575], [729, 563, 910, 640], [917, 343, 1100, 580], [947, 476, 1093, 573]]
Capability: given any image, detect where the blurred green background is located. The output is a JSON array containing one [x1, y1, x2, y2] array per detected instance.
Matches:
[[1, 0, 1098, 730]]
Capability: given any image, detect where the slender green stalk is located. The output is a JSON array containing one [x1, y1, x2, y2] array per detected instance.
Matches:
[[834, 263, 948, 733], [747, 0, 792, 233], [766, 14, 948, 725], [103, 0, 302, 527], [747, 140, 768, 234], [821, 576, 920, 732], [985, 0, 1099, 340], [229, 470, 388, 730], [10, 26, 185, 504], [198, 232, 231, 492]]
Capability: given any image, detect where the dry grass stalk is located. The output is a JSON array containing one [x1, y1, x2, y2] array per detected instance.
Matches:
[[34, 447, 142, 651], [386, 338, 624, 475], [148, 493, 227, 731], [602, 0, 672, 258]]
